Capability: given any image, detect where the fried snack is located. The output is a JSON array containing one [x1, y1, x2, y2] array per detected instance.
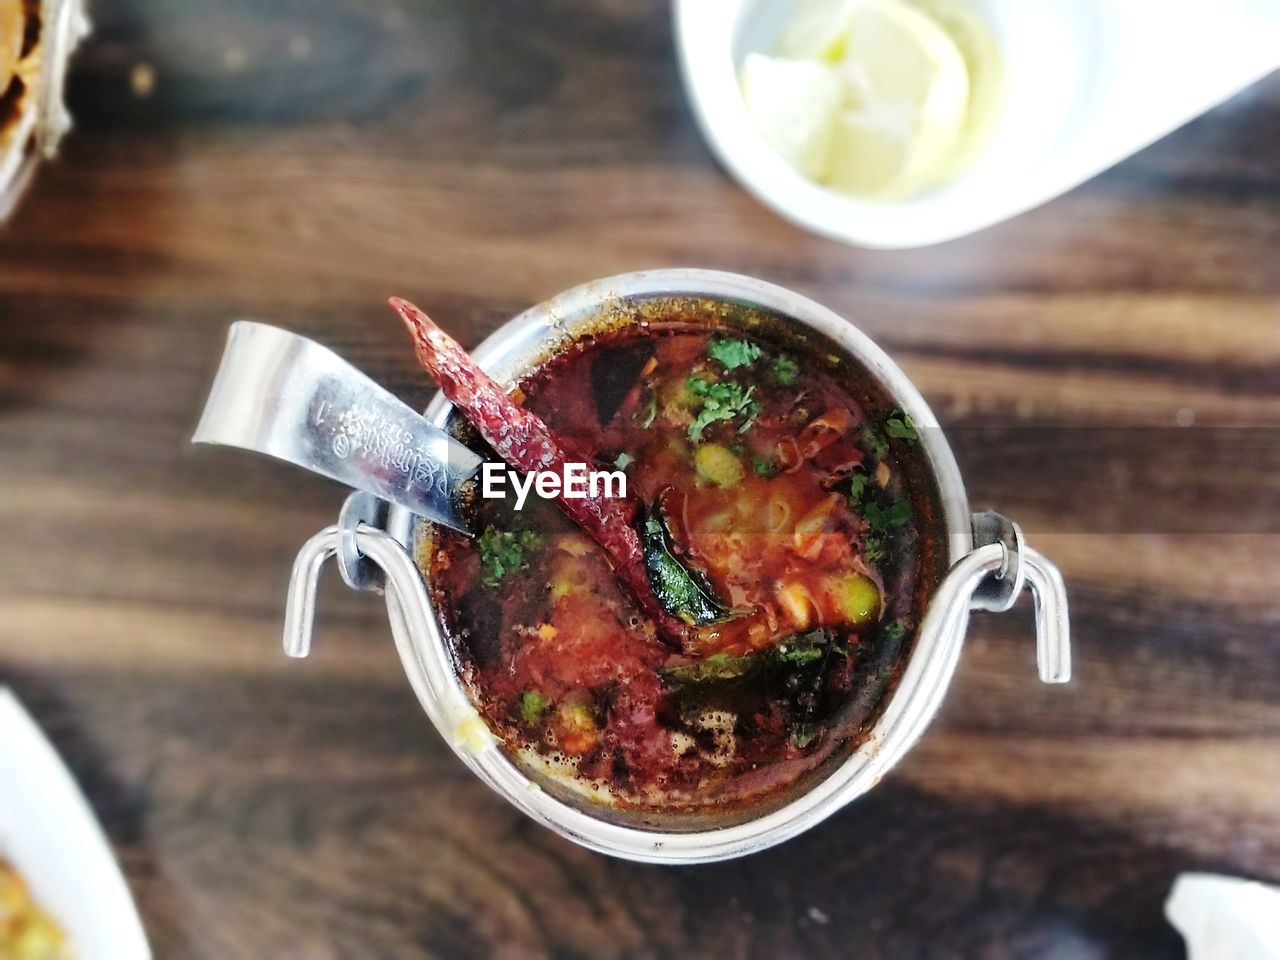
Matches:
[[0, 861, 71, 960], [0, 0, 40, 211], [0, 0, 24, 85]]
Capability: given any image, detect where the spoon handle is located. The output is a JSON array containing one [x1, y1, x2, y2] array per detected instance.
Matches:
[[193, 321, 482, 534]]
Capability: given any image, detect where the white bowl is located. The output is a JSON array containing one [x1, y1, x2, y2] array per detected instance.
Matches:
[[673, 0, 1280, 249], [0, 689, 150, 960]]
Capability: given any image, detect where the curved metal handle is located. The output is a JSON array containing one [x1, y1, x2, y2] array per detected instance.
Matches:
[[926, 540, 1070, 684], [1024, 547, 1071, 683], [285, 521, 1070, 682], [282, 521, 498, 756], [283, 522, 434, 660]]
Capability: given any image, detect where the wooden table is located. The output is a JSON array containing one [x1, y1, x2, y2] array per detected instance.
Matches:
[[2, 2, 1277, 956]]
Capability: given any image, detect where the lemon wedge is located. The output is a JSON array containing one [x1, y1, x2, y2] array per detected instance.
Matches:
[[826, 111, 915, 198], [740, 0, 999, 200], [740, 52, 844, 180], [778, 0, 858, 62], [827, 0, 970, 199], [907, 0, 1006, 181]]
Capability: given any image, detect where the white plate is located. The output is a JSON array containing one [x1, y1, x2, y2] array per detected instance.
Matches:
[[674, 0, 1280, 249], [0, 688, 150, 960]]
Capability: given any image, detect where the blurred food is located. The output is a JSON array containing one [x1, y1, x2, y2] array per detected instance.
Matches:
[[740, 54, 844, 180], [907, 0, 1006, 182], [0, 0, 23, 83], [741, 0, 1005, 201], [0, 0, 40, 133], [0, 861, 71, 960], [0, 0, 88, 217], [0, 0, 41, 210]]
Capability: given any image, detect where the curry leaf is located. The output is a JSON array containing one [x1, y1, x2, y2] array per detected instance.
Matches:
[[641, 509, 730, 625]]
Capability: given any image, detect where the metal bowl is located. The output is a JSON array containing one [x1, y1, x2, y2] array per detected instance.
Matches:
[[277, 269, 1069, 863]]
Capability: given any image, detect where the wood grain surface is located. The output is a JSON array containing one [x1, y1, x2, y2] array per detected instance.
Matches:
[[2, 1, 1278, 957]]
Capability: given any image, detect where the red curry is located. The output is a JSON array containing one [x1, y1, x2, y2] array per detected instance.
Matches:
[[424, 317, 937, 811]]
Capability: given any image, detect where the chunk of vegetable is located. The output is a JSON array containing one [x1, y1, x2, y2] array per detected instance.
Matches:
[[636, 390, 658, 428], [829, 572, 881, 624], [662, 652, 760, 685], [695, 443, 745, 487], [793, 494, 841, 559], [875, 460, 891, 488], [553, 701, 600, 755], [520, 690, 550, 724], [776, 581, 815, 629], [798, 407, 856, 460]]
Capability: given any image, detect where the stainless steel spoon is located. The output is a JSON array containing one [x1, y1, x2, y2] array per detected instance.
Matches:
[[192, 322, 482, 533]]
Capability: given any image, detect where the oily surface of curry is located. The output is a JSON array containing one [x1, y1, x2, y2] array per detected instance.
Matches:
[[426, 307, 947, 812]]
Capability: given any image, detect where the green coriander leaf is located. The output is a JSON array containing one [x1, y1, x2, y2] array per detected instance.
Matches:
[[864, 536, 884, 563], [885, 410, 918, 442], [753, 455, 780, 479], [849, 472, 870, 503], [776, 645, 824, 665], [707, 337, 762, 370], [477, 526, 544, 588], [883, 622, 907, 642], [519, 690, 550, 724], [686, 378, 760, 443], [771, 354, 799, 386], [862, 426, 889, 461], [864, 498, 911, 533]]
